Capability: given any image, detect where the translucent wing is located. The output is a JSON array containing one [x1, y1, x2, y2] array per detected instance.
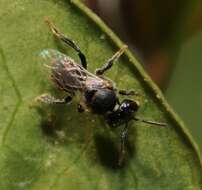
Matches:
[[39, 49, 87, 93]]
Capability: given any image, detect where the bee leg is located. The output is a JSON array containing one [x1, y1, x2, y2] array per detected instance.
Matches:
[[118, 89, 140, 96], [45, 17, 87, 69], [118, 123, 128, 166], [36, 94, 72, 105], [77, 104, 85, 113], [95, 45, 127, 75]]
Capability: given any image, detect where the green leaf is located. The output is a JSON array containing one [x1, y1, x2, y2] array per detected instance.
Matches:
[[0, 0, 201, 190], [166, 31, 202, 152], [164, 0, 202, 151]]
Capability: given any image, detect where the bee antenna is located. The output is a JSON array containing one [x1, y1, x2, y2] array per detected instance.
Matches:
[[133, 117, 167, 127]]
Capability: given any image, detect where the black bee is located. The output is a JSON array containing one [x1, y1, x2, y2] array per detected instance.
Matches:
[[37, 18, 166, 165]]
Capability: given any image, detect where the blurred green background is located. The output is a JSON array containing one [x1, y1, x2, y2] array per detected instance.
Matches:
[[84, 0, 202, 150]]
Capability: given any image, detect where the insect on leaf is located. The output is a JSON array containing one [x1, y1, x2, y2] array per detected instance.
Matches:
[[0, 0, 201, 190]]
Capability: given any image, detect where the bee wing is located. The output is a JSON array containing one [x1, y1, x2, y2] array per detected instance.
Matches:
[[39, 49, 70, 68], [39, 49, 87, 93]]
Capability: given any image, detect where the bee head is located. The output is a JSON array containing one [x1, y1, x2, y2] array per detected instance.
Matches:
[[85, 88, 117, 114], [119, 99, 139, 115]]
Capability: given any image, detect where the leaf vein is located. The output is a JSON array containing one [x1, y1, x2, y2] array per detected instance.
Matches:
[[0, 47, 22, 145]]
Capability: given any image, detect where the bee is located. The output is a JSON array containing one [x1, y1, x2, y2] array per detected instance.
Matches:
[[37, 18, 166, 165]]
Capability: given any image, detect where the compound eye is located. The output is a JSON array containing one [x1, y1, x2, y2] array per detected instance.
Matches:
[[120, 99, 139, 112], [129, 101, 139, 112]]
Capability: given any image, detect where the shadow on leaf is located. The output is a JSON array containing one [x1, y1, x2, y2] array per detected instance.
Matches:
[[94, 127, 136, 170]]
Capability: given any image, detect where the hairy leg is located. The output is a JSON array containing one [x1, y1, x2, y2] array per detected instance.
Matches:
[[45, 17, 87, 69], [95, 45, 127, 75], [118, 89, 140, 96], [118, 123, 128, 166], [36, 94, 72, 105]]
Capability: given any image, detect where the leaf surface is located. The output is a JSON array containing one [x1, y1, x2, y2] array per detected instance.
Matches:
[[0, 0, 201, 190]]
